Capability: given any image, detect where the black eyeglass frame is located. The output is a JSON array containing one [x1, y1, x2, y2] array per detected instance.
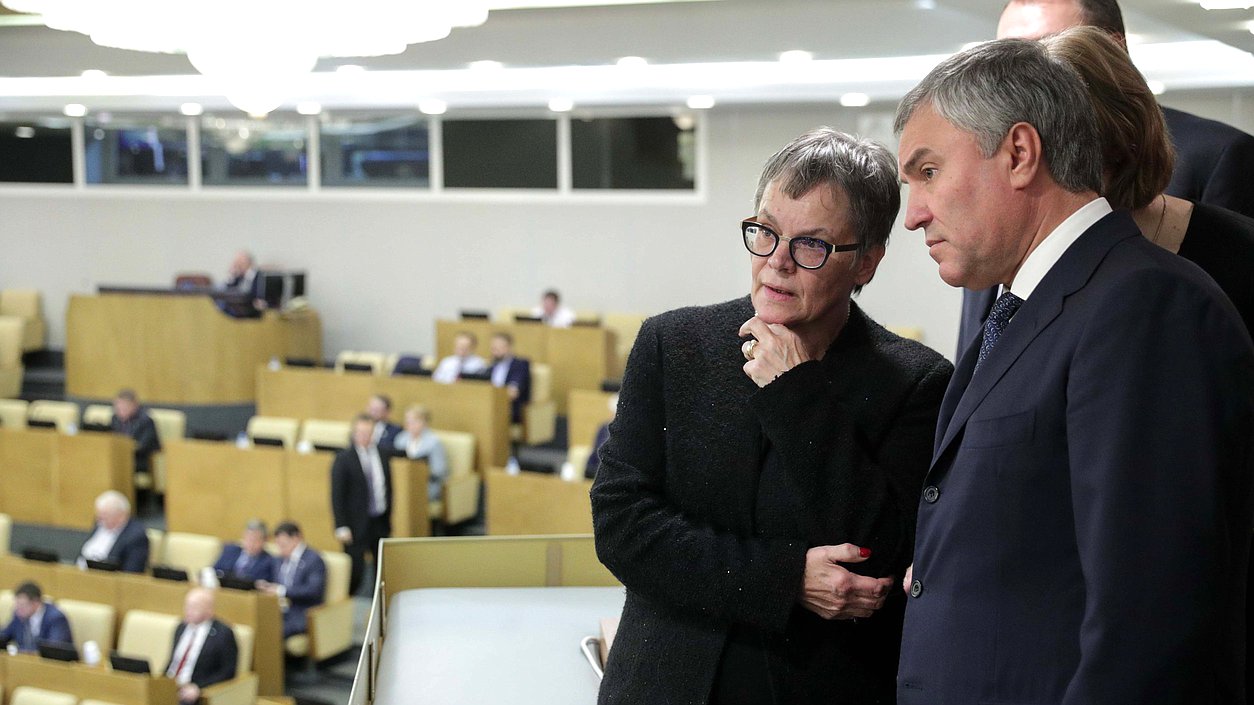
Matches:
[[740, 219, 860, 270]]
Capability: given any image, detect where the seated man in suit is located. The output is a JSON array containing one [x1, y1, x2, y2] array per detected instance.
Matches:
[[0, 582, 72, 653], [77, 490, 149, 573], [257, 521, 325, 638], [219, 250, 265, 318], [393, 405, 450, 502], [111, 388, 160, 476], [432, 331, 487, 384], [164, 587, 238, 705], [531, 289, 576, 328], [365, 394, 402, 449], [212, 519, 277, 582], [488, 332, 531, 424], [333, 415, 393, 595]]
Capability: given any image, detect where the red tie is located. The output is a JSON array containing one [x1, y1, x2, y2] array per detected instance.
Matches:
[[172, 627, 195, 679]]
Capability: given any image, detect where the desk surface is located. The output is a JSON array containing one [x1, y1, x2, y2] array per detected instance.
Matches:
[[375, 587, 625, 705]]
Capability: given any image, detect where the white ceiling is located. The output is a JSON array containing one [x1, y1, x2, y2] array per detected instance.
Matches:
[[0, 0, 1252, 113]]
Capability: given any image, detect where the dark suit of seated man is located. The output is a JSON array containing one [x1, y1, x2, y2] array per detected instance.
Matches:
[[213, 519, 278, 582], [258, 521, 326, 638], [0, 582, 72, 653], [77, 490, 149, 573], [365, 394, 402, 450], [164, 587, 238, 705], [488, 332, 532, 424], [110, 389, 161, 475]]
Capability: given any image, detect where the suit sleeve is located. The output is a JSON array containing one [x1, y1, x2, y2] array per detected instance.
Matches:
[[590, 318, 808, 633], [1062, 270, 1254, 704], [134, 416, 161, 456], [1201, 132, 1254, 220], [330, 453, 351, 531], [287, 555, 327, 605], [118, 526, 150, 573], [197, 625, 238, 686], [0, 617, 15, 645], [45, 609, 73, 646], [752, 355, 951, 579]]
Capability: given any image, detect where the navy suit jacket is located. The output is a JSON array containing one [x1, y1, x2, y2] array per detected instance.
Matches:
[[164, 619, 237, 688], [0, 603, 73, 652], [375, 422, 402, 453], [213, 544, 278, 582], [275, 546, 326, 636], [899, 211, 1254, 705], [492, 357, 531, 423], [330, 445, 393, 542], [80, 518, 149, 573]]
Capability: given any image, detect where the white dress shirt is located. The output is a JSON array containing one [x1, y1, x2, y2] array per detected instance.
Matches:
[[1003, 197, 1113, 301], [432, 354, 487, 384], [356, 445, 387, 518], [167, 621, 211, 685], [79, 525, 122, 564]]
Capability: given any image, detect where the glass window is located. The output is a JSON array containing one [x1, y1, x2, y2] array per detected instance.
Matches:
[[201, 114, 308, 187], [0, 117, 73, 184], [571, 116, 695, 190], [443, 118, 557, 189], [85, 114, 189, 185], [320, 112, 430, 188]]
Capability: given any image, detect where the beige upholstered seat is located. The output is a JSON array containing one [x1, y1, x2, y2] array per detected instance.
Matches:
[[81, 404, 113, 427], [245, 415, 299, 448], [28, 400, 80, 432], [0, 317, 24, 398], [57, 598, 117, 653], [334, 350, 388, 375], [0, 397, 29, 429], [298, 419, 351, 451], [285, 550, 353, 661], [0, 588, 12, 618], [145, 407, 187, 493], [10, 687, 78, 705], [1, 511, 11, 553], [430, 430, 479, 524], [161, 532, 223, 576], [116, 609, 181, 674], [602, 312, 647, 378], [145, 528, 165, 570], [0, 289, 47, 352], [518, 363, 557, 445]]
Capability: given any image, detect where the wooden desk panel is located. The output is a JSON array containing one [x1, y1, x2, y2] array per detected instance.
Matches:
[[0, 429, 133, 530], [0, 428, 55, 525], [164, 440, 287, 542], [66, 293, 322, 404], [1, 653, 181, 705], [389, 459, 431, 541], [485, 471, 594, 536], [434, 320, 548, 362], [285, 451, 338, 553], [567, 389, 616, 453]]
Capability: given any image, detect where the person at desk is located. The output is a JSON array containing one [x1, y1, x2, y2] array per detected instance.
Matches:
[[111, 388, 160, 476], [532, 289, 575, 328], [220, 250, 266, 318], [164, 587, 237, 705], [366, 394, 402, 449], [488, 332, 531, 424], [258, 522, 325, 638], [332, 414, 393, 595], [393, 405, 449, 502], [78, 490, 149, 573], [0, 581, 72, 653], [213, 519, 277, 582], [432, 331, 486, 384]]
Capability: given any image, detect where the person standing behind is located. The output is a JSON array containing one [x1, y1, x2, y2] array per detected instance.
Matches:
[[164, 587, 237, 705], [365, 394, 402, 450], [392, 405, 449, 502], [78, 490, 149, 573], [894, 38, 1254, 704], [532, 289, 576, 328], [331, 415, 393, 595], [257, 522, 325, 638], [111, 389, 160, 476], [488, 332, 531, 424], [0, 582, 72, 653], [432, 332, 487, 384], [212, 519, 278, 582]]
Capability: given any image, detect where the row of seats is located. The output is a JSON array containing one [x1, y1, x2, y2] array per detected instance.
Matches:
[[0, 289, 46, 399], [4, 687, 121, 705]]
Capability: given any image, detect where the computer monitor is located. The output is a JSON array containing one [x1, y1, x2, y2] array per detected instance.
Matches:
[[110, 652, 151, 674], [80, 422, 112, 433], [151, 564, 189, 582], [21, 548, 59, 563], [85, 558, 120, 572], [259, 271, 286, 309], [342, 362, 374, 373], [190, 430, 229, 442], [38, 641, 79, 662], [27, 418, 56, 429], [252, 436, 284, 447], [460, 310, 490, 320], [218, 574, 257, 592], [460, 370, 492, 382], [284, 357, 318, 368], [312, 443, 343, 453], [514, 314, 543, 324]]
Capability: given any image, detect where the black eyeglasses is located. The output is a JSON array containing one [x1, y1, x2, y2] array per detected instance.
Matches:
[[741, 219, 859, 270]]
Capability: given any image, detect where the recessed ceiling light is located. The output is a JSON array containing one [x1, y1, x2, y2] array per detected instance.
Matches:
[[840, 92, 871, 107], [469, 60, 504, 71], [548, 97, 574, 112], [915, 0, 937, 9], [419, 99, 448, 115], [296, 102, 322, 115], [63, 103, 87, 117], [686, 95, 715, 110], [616, 56, 648, 68], [779, 50, 813, 64], [1197, 0, 1253, 8], [336, 64, 366, 74], [1147, 80, 1166, 95], [14, 126, 35, 138], [80, 69, 107, 79], [179, 102, 204, 116]]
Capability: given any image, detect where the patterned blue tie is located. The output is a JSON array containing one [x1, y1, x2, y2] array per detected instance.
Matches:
[[976, 291, 1024, 372]]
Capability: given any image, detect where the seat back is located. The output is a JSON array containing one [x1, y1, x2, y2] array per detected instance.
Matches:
[[173, 273, 213, 289], [245, 415, 299, 448], [161, 532, 222, 575], [146, 528, 165, 570], [321, 550, 352, 604], [148, 408, 187, 442], [0, 589, 12, 618], [299, 419, 351, 451], [601, 312, 646, 376], [0, 317, 23, 369], [432, 430, 475, 480], [117, 609, 181, 675], [530, 363, 552, 404], [57, 598, 117, 653], [334, 350, 388, 374], [10, 687, 78, 705], [1, 511, 11, 553], [81, 404, 113, 427], [0, 289, 42, 320], [28, 400, 81, 432], [233, 622, 255, 675], [0, 398, 29, 429]]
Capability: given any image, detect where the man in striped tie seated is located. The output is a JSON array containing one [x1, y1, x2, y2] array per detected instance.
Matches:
[[0, 581, 72, 654], [257, 521, 326, 638], [164, 587, 238, 705], [212, 519, 278, 583]]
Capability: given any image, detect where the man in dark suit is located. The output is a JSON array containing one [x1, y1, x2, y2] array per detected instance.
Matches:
[[488, 332, 531, 424], [110, 388, 160, 476], [164, 587, 237, 705], [957, 0, 1254, 354], [365, 394, 402, 450], [894, 38, 1254, 705], [331, 414, 392, 595], [219, 250, 266, 318], [258, 521, 325, 638], [78, 490, 149, 573], [0, 582, 72, 653], [212, 519, 277, 582]]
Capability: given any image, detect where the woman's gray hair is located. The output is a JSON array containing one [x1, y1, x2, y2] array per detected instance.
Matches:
[[752, 127, 901, 269], [893, 38, 1103, 196]]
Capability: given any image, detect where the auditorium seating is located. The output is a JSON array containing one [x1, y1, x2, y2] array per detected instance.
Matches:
[[245, 416, 300, 448], [145, 528, 165, 571], [285, 550, 353, 663], [1, 511, 11, 553], [56, 598, 116, 654], [298, 419, 351, 451], [145, 407, 187, 493], [0, 317, 23, 398], [117, 609, 181, 675], [517, 362, 556, 445], [334, 350, 389, 374], [26, 400, 80, 432], [10, 686, 77, 705], [0, 288, 47, 352], [160, 531, 223, 577], [0, 398, 28, 429], [430, 430, 479, 526], [0, 588, 12, 618]]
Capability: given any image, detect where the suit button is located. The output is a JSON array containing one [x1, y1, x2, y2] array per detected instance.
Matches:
[[910, 579, 923, 598], [923, 486, 940, 503]]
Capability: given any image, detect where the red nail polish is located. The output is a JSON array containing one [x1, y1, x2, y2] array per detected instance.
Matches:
[[859, 547, 872, 558]]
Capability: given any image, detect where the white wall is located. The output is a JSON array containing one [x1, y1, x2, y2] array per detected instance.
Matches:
[[3, 93, 1251, 364]]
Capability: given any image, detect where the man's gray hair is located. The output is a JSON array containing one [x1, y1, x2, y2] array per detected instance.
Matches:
[[94, 490, 130, 515], [893, 38, 1103, 196], [753, 126, 901, 271]]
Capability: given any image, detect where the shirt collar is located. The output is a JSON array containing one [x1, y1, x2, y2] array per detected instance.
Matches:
[[1006, 197, 1111, 301]]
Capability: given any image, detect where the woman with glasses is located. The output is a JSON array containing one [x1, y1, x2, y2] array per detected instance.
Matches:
[[591, 127, 953, 704]]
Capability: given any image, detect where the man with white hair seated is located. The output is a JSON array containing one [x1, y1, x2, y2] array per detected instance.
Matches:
[[78, 490, 149, 573]]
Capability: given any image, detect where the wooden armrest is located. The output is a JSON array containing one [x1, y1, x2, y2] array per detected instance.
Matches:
[[201, 673, 259, 705], [442, 473, 482, 524], [306, 599, 354, 661]]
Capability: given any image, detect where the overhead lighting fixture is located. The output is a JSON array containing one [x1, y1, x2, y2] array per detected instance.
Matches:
[[469, 60, 504, 71], [840, 92, 870, 107], [1197, 0, 1253, 7], [80, 69, 107, 79], [0, 1, 491, 115], [14, 126, 35, 138], [62, 103, 86, 117], [296, 101, 322, 115], [686, 95, 715, 110], [179, 102, 203, 116], [548, 97, 574, 112], [915, 0, 937, 9], [418, 99, 448, 115], [1147, 80, 1166, 95], [779, 50, 813, 64], [616, 56, 648, 68]]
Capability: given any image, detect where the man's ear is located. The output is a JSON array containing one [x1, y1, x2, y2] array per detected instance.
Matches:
[[1004, 121, 1043, 190]]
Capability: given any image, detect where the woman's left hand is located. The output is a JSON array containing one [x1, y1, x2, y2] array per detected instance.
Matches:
[[739, 315, 816, 387]]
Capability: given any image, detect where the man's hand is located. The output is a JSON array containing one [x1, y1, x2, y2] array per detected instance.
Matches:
[[335, 527, 353, 544], [800, 544, 893, 620], [178, 683, 201, 704]]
